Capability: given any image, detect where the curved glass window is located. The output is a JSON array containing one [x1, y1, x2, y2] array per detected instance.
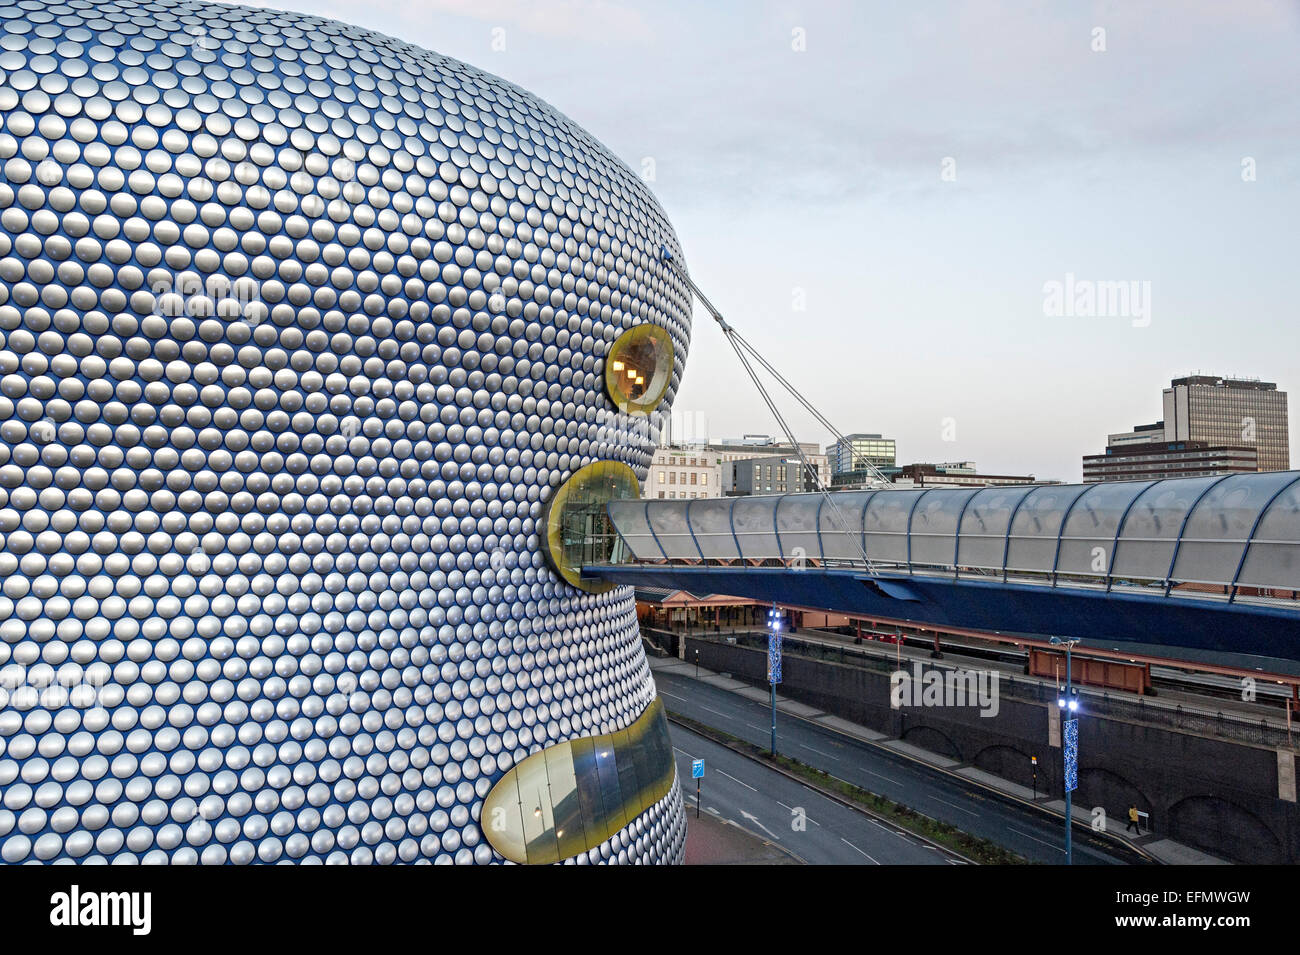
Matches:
[[605, 323, 674, 414], [542, 460, 640, 591], [482, 697, 676, 864]]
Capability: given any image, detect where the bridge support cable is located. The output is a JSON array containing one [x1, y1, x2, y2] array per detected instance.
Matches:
[[660, 246, 879, 573], [727, 329, 893, 487]]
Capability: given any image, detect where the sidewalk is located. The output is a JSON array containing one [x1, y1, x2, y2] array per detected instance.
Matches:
[[650, 655, 1227, 865], [682, 809, 801, 865]]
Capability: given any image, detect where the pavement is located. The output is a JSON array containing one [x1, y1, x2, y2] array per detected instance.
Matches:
[[670, 722, 965, 865], [651, 655, 1227, 864]]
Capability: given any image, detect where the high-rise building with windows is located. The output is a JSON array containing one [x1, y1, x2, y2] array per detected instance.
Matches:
[[827, 433, 897, 474], [1162, 376, 1289, 472], [1087, 375, 1290, 482]]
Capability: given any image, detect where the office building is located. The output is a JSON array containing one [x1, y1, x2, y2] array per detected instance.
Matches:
[[1084, 442, 1258, 482], [645, 447, 724, 499], [707, 435, 830, 492], [729, 454, 822, 495], [1088, 374, 1290, 481], [827, 433, 897, 474]]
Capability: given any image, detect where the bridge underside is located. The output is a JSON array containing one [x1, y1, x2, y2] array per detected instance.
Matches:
[[586, 564, 1300, 663]]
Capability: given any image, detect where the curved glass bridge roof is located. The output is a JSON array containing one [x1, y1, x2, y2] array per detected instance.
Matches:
[[605, 472, 1300, 606]]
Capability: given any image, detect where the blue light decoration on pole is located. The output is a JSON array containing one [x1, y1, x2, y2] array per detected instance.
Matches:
[[767, 604, 783, 756], [1052, 636, 1080, 865]]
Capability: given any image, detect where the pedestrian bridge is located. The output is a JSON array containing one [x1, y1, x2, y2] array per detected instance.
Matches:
[[584, 472, 1300, 662]]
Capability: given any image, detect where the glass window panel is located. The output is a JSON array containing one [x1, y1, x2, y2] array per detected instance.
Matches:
[[1173, 473, 1297, 584], [1237, 541, 1300, 590], [514, 751, 558, 865], [606, 499, 659, 559], [819, 491, 873, 560], [957, 486, 1034, 571], [605, 323, 674, 414], [864, 490, 922, 563], [481, 697, 676, 864], [612, 728, 642, 817], [647, 499, 699, 559], [570, 736, 608, 848], [732, 496, 780, 557], [544, 744, 588, 862], [592, 738, 626, 835], [775, 495, 822, 559], [543, 461, 640, 589], [689, 498, 740, 559], [910, 488, 977, 567]]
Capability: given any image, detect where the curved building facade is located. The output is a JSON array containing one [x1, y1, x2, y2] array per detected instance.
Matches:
[[0, 0, 692, 863]]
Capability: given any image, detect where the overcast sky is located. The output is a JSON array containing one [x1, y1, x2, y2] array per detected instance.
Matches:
[[252, 0, 1300, 481]]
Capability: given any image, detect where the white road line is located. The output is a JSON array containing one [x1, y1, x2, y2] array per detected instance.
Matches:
[[658, 690, 688, 701], [868, 818, 916, 845], [862, 768, 901, 785], [701, 705, 731, 718], [840, 838, 880, 864], [744, 722, 767, 731], [799, 743, 839, 760], [931, 796, 979, 816], [1007, 826, 1064, 852], [672, 746, 697, 760], [717, 770, 757, 792]]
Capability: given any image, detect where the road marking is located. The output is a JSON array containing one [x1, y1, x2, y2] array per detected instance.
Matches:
[[862, 768, 901, 785], [672, 746, 696, 760], [931, 796, 978, 816], [1007, 826, 1064, 852], [867, 818, 916, 845], [840, 838, 880, 864], [740, 810, 781, 841], [744, 722, 767, 731], [701, 705, 732, 719], [658, 690, 688, 701], [799, 743, 839, 760], [717, 769, 757, 792], [777, 800, 820, 826]]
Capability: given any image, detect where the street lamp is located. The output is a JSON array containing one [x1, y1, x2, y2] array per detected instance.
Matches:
[[767, 604, 783, 756], [1050, 636, 1080, 865]]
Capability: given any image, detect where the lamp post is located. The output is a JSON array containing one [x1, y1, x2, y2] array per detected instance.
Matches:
[[1051, 636, 1080, 865], [767, 604, 783, 756]]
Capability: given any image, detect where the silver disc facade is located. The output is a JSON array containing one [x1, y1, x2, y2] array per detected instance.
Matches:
[[0, 0, 691, 864]]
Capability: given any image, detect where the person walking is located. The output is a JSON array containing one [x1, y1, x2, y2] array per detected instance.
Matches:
[[1126, 805, 1141, 834]]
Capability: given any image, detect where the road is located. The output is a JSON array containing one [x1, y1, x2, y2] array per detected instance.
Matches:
[[655, 666, 1145, 865], [669, 722, 960, 865]]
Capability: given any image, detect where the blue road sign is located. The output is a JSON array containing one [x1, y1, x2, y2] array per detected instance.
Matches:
[[767, 633, 783, 685], [691, 759, 704, 779], [1063, 717, 1078, 793]]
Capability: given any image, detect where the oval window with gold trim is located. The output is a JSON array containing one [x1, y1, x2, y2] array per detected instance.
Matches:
[[482, 697, 676, 864], [541, 460, 639, 592], [605, 323, 674, 414]]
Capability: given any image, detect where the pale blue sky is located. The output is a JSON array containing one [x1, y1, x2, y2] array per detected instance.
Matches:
[[252, 0, 1300, 481]]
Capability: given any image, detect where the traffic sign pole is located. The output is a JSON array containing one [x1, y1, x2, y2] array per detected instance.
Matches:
[[691, 759, 704, 818]]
